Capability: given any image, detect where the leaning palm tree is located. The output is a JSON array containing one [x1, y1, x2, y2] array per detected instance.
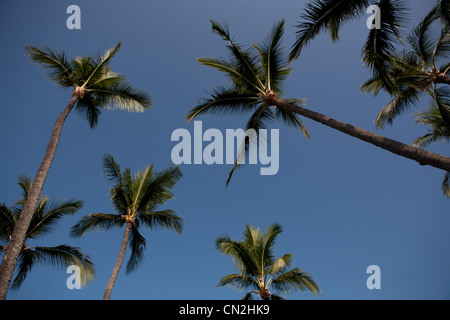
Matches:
[[71, 154, 183, 300], [361, 6, 450, 196], [186, 19, 450, 186], [0, 176, 94, 291], [0, 42, 151, 299], [216, 223, 319, 300]]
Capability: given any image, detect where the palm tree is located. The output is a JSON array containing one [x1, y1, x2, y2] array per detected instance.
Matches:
[[0, 176, 94, 291], [186, 19, 450, 185], [0, 42, 151, 299], [216, 223, 319, 300], [71, 154, 183, 300], [289, 0, 449, 89], [362, 6, 450, 128], [360, 5, 450, 196]]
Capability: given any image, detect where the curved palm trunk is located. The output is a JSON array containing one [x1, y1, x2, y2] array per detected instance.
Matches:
[[273, 98, 450, 172], [0, 90, 80, 300], [103, 221, 132, 300]]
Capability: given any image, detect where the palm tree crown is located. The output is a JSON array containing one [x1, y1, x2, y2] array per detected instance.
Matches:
[[216, 223, 319, 300], [0, 176, 94, 290], [25, 42, 151, 128], [71, 154, 183, 299], [186, 19, 310, 184]]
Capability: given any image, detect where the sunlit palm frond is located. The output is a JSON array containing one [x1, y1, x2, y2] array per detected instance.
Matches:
[[271, 267, 320, 296], [25, 46, 74, 87]]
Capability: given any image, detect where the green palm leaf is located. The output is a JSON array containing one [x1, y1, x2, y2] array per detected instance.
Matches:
[[24, 46, 74, 87], [290, 0, 371, 61], [70, 213, 124, 237]]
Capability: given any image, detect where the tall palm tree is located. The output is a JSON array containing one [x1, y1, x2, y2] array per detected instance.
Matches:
[[186, 19, 450, 185], [0, 176, 94, 291], [0, 42, 151, 299], [71, 154, 183, 300], [216, 223, 319, 300]]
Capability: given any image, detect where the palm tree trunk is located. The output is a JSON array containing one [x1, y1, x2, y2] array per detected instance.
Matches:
[[274, 98, 450, 172], [103, 221, 132, 300], [0, 91, 79, 300]]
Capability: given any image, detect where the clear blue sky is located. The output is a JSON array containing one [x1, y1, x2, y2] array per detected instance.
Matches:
[[1, 0, 449, 300]]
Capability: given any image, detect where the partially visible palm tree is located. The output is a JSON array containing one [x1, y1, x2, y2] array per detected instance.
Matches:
[[289, 0, 449, 90], [187, 19, 450, 186], [71, 154, 183, 300], [360, 6, 450, 196], [289, 0, 406, 90], [216, 223, 319, 300], [0, 42, 151, 299], [0, 176, 94, 291], [413, 96, 450, 196], [362, 6, 450, 128]]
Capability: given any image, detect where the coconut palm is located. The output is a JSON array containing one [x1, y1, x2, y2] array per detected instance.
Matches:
[[186, 19, 450, 186], [216, 223, 319, 300], [361, 7, 450, 128], [289, 0, 449, 89], [289, 0, 406, 89], [71, 154, 183, 300], [0, 42, 151, 299], [0, 176, 94, 291], [360, 6, 450, 196]]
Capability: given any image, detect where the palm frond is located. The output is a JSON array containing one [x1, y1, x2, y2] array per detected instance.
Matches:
[[254, 19, 289, 92], [81, 42, 122, 88], [75, 93, 102, 128], [257, 223, 283, 271], [375, 86, 422, 128], [186, 87, 260, 121], [70, 213, 123, 237], [271, 267, 320, 296], [362, 0, 406, 94], [0, 204, 15, 245], [442, 171, 450, 197], [290, 0, 370, 61], [10, 248, 39, 290], [125, 225, 146, 274], [138, 209, 184, 234], [88, 82, 151, 113], [25, 46, 74, 87], [33, 245, 95, 286], [216, 273, 259, 292], [408, 4, 440, 66], [265, 254, 294, 276], [209, 20, 265, 91], [216, 235, 260, 277], [135, 166, 183, 213], [198, 57, 263, 93], [241, 291, 258, 300], [26, 199, 82, 239]]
